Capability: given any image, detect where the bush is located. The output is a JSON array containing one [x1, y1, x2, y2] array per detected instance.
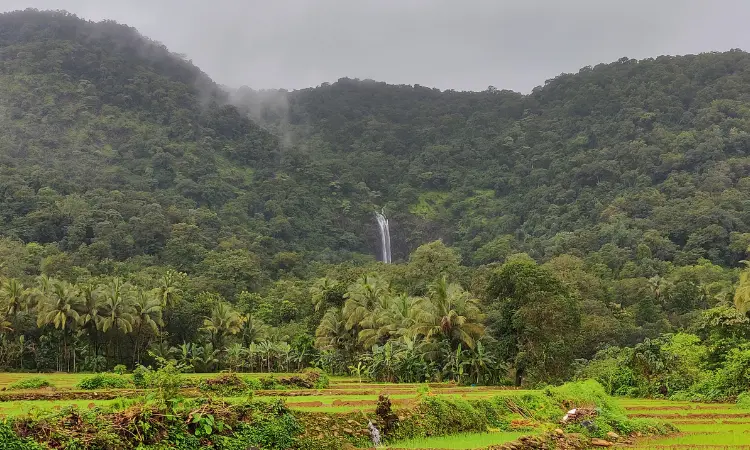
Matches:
[[8, 377, 54, 390], [144, 362, 185, 403], [302, 367, 329, 389], [132, 365, 148, 388], [218, 403, 302, 450], [737, 391, 750, 409], [112, 364, 128, 375], [0, 422, 46, 449], [76, 373, 132, 390]]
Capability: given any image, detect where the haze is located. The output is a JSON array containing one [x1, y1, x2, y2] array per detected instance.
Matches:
[[1, 0, 748, 92]]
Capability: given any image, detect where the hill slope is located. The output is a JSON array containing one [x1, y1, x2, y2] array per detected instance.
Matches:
[[3, 9, 750, 284], [264, 52, 750, 271], [0, 9, 383, 294], [1, 10, 750, 388]]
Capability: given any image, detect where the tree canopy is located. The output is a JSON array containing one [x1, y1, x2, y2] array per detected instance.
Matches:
[[0, 10, 750, 394]]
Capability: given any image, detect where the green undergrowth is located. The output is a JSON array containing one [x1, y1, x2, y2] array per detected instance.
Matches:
[[386, 380, 672, 444], [7, 378, 55, 391], [736, 391, 750, 409], [0, 380, 671, 449]]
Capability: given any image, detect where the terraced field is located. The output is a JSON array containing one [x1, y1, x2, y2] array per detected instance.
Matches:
[[0, 374, 530, 417], [618, 398, 750, 449], [2, 373, 747, 449]]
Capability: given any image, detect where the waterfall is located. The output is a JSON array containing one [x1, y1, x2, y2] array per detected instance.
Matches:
[[375, 210, 392, 263]]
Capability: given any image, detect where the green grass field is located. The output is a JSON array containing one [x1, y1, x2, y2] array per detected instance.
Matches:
[[385, 431, 529, 449], [0, 372, 299, 390]]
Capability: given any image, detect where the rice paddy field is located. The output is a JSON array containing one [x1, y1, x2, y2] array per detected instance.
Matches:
[[617, 398, 750, 450], [0, 372, 748, 449]]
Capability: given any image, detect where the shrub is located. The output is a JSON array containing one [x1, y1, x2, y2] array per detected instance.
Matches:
[[8, 377, 54, 390], [0, 422, 46, 449], [302, 367, 329, 389], [112, 364, 128, 375], [132, 365, 148, 388], [76, 373, 132, 390], [245, 378, 262, 390], [144, 362, 185, 403], [737, 391, 750, 409], [214, 400, 302, 450]]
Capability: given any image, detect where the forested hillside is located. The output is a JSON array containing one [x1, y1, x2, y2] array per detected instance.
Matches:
[[1, 10, 749, 397]]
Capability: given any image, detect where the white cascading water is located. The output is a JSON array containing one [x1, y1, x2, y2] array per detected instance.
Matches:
[[375, 210, 392, 263]]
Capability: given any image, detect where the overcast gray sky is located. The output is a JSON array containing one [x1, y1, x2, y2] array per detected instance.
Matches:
[[1, 0, 748, 92]]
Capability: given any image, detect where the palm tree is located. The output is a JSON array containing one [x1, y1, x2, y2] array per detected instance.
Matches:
[[1, 278, 30, 317], [734, 265, 750, 315], [239, 313, 267, 346], [315, 307, 354, 352], [467, 341, 498, 384], [411, 276, 486, 351], [258, 340, 276, 372], [648, 275, 672, 305], [357, 293, 396, 349], [0, 314, 13, 334], [76, 283, 104, 370], [36, 280, 81, 371], [132, 289, 164, 364], [158, 270, 184, 308], [226, 343, 246, 372], [276, 341, 292, 372], [383, 294, 422, 339], [192, 342, 219, 372], [342, 275, 390, 331], [100, 278, 135, 334], [37, 280, 81, 331], [246, 342, 260, 372], [33, 274, 53, 305], [310, 277, 343, 312], [201, 302, 243, 349]]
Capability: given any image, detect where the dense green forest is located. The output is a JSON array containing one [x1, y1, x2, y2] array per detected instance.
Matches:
[[1, 9, 750, 400]]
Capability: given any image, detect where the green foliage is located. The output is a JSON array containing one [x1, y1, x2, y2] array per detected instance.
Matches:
[[1, 9, 750, 396], [0, 422, 46, 450], [389, 381, 666, 444], [112, 364, 128, 375], [302, 367, 330, 389], [143, 362, 185, 403], [132, 365, 148, 389], [7, 378, 54, 390], [76, 373, 132, 390], [212, 400, 302, 450], [737, 391, 750, 409], [486, 260, 581, 384], [190, 412, 226, 438]]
